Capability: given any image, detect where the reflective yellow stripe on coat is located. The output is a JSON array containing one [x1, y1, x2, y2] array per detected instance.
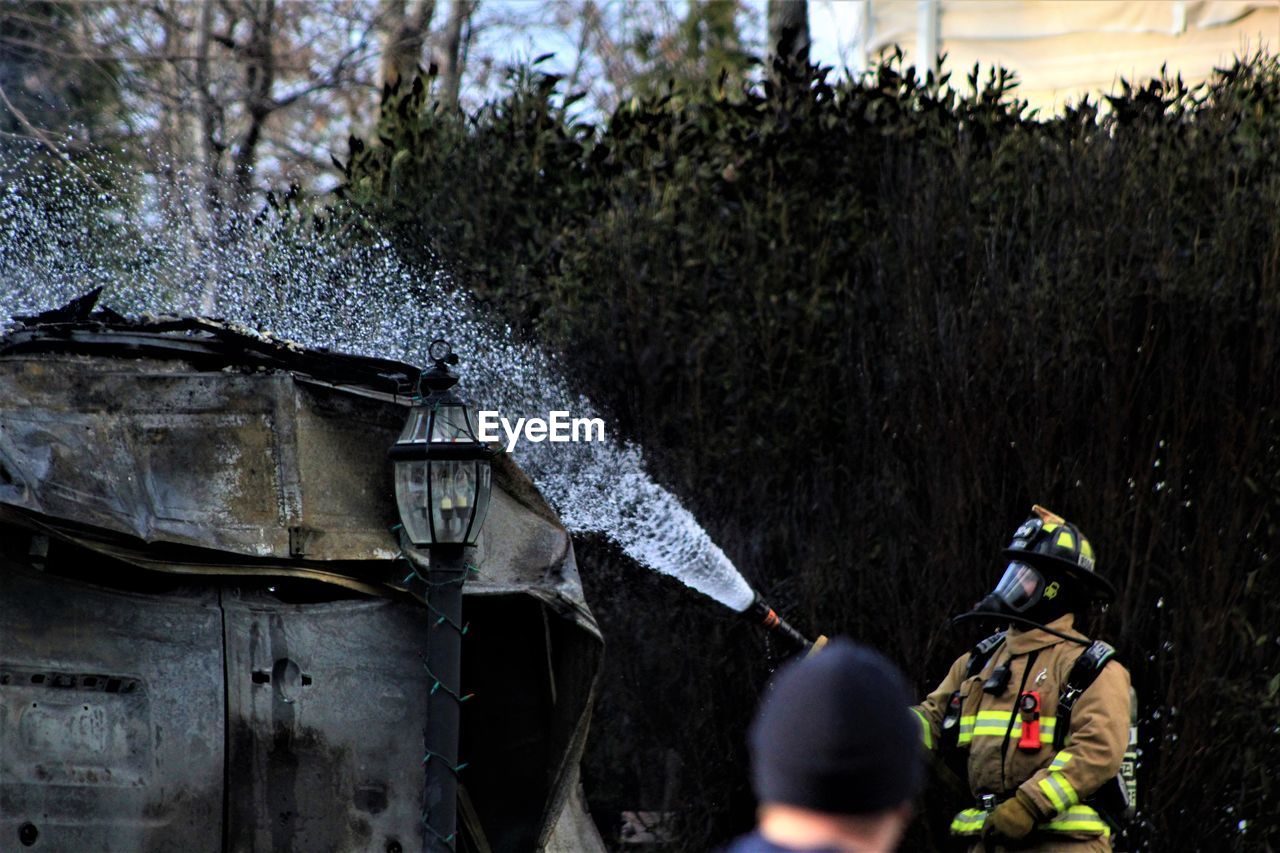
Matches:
[[955, 711, 1056, 746], [910, 707, 934, 750], [950, 808, 987, 836], [949, 804, 1110, 838], [1043, 804, 1111, 836]]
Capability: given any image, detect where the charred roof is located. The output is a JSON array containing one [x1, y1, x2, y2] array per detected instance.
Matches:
[[4, 289, 420, 399]]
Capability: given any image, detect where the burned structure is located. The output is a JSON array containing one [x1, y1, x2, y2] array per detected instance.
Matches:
[[0, 306, 604, 852]]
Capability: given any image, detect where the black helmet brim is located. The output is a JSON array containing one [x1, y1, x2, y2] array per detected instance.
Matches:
[[1002, 549, 1116, 601]]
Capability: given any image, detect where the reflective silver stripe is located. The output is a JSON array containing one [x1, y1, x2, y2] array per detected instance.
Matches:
[[1039, 770, 1079, 812], [953, 803, 1107, 838], [968, 711, 1057, 742], [950, 808, 987, 836], [1042, 804, 1110, 836]]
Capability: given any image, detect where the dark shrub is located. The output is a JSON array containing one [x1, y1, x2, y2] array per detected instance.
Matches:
[[335, 54, 1280, 850]]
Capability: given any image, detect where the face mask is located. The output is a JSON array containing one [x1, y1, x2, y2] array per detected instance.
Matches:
[[993, 562, 1049, 612], [968, 561, 1075, 625]]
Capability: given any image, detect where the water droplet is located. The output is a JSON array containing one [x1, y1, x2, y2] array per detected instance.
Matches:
[[0, 155, 758, 613]]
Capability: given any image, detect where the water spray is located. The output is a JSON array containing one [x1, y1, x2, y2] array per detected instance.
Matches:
[[0, 152, 808, 659], [744, 592, 827, 655]]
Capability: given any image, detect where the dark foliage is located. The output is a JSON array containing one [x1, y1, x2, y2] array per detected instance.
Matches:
[[334, 54, 1280, 850]]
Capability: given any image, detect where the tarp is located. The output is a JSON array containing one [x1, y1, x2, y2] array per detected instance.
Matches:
[[851, 0, 1278, 111], [0, 312, 605, 852]]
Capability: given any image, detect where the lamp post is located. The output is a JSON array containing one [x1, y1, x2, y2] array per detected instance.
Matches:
[[390, 339, 494, 852]]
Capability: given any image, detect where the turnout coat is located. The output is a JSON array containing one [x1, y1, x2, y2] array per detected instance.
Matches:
[[913, 615, 1130, 850]]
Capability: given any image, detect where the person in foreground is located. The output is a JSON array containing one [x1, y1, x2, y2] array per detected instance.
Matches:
[[725, 638, 923, 853], [913, 506, 1131, 852]]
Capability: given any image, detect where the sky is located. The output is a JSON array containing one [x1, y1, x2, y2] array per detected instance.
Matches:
[[463, 1, 1280, 117], [457, 1, 866, 113]]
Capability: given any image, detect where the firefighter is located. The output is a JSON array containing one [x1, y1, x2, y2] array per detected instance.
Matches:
[[913, 506, 1131, 852]]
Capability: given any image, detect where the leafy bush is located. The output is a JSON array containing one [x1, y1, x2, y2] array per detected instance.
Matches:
[[335, 54, 1280, 850]]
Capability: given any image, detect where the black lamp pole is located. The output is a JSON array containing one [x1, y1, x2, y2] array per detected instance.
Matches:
[[389, 340, 494, 853], [423, 544, 466, 851]]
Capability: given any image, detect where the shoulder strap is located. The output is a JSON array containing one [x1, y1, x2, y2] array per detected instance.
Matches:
[[940, 632, 1008, 751], [966, 631, 1007, 678], [1054, 640, 1117, 749]]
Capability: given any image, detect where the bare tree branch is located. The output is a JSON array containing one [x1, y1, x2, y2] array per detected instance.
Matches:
[[0, 81, 109, 194], [565, 6, 593, 95]]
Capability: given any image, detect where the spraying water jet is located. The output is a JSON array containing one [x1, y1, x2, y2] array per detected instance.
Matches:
[[0, 160, 819, 648]]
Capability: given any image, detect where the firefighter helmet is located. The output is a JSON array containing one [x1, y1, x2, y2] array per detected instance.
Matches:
[[1001, 505, 1115, 602]]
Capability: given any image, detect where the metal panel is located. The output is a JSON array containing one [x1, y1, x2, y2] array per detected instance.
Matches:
[[0, 357, 573, 572], [0, 565, 225, 852], [222, 590, 430, 853], [0, 318, 606, 850]]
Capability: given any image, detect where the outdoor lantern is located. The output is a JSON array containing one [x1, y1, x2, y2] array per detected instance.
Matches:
[[390, 340, 494, 547]]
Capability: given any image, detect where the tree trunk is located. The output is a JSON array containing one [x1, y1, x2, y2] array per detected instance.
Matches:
[[437, 0, 472, 109], [767, 0, 809, 62], [194, 0, 225, 236], [229, 0, 277, 227], [380, 0, 435, 91]]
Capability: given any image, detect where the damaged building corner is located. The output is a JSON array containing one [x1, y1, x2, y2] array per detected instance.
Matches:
[[0, 306, 606, 853]]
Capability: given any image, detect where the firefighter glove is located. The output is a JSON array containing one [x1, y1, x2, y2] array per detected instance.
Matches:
[[983, 791, 1037, 840]]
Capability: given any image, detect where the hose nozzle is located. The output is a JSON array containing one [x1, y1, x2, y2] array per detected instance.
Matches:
[[746, 593, 823, 654]]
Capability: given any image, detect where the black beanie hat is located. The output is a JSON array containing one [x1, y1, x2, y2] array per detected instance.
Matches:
[[748, 638, 923, 816]]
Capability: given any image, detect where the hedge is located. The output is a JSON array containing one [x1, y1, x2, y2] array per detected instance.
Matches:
[[333, 53, 1280, 850]]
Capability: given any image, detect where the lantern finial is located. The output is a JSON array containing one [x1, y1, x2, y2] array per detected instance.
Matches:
[[420, 340, 461, 396]]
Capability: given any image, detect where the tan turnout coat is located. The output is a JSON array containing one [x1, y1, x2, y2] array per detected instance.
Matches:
[[913, 615, 1130, 850]]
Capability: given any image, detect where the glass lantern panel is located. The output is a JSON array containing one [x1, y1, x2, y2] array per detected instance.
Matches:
[[397, 405, 431, 443], [429, 460, 477, 544], [464, 462, 492, 545], [430, 405, 476, 444], [393, 459, 433, 545]]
